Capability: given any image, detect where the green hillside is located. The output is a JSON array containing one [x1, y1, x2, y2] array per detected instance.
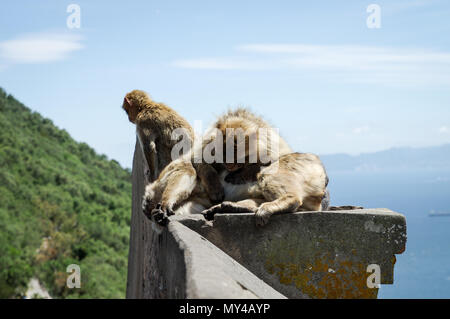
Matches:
[[0, 88, 132, 298]]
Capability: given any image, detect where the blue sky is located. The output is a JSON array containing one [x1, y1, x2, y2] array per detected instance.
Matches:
[[1, 0, 450, 168]]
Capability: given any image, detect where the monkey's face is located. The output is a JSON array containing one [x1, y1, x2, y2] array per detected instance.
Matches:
[[123, 96, 138, 123]]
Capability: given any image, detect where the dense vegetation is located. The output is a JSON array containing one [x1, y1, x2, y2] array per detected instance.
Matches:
[[0, 88, 132, 298]]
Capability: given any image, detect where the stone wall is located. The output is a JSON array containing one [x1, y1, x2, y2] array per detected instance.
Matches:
[[126, 140, 407, 299]]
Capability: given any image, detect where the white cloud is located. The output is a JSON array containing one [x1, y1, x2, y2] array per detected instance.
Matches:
[[384, 0, 441, 14], [0, 32, 83, 64], [238, 44, 450, 68], [343, 106, 366, 114], [173, 43, 450, 86], [439, 126, 449, 134], [353, 126, 370, 135], [172, 58, 269, 70]]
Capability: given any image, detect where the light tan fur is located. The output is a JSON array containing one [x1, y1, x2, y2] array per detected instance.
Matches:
[[203, 108, 292, 175], [203, 152, 329, 226], [142, 155, 259, 224], [138, 105, 359, 226], [142, 108, 299, 226]]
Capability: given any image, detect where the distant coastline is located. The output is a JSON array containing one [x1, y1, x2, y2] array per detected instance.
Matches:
[[429, 210, 450, 217]]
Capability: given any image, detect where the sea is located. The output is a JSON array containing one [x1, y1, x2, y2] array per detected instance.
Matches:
[[327, 169, 450, 298]]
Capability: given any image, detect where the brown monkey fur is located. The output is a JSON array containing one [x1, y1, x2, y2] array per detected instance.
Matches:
[[199, 108, 361, 213], [122, 89, 194, 182], [202, 108, 292, 183], [143, 108, 294, 225], [184, 107, 294, 209], [141, 107, 359, 226], [123, 90, 226, 225]]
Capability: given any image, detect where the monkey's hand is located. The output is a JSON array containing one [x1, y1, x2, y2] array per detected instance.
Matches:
[[328, 205, 364, 211], [255, 206, 273, 227], [160, 202, 175, 217], [150, 206, 170, 227], [142, 200, 170, 227], [142, 196, 155, 219], [202, 204, 222, 221], [202, 201, 256, 221]]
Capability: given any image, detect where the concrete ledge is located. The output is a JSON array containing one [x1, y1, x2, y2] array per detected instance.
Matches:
[[167, 221, 285, 298], [177, 208, 406, 299], [127, 140, 407, 299]]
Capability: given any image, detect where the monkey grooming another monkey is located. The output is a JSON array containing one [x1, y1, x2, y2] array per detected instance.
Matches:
[[202, 152, 329, 226], [202, 108, 293, 184], [122, 89, 194, 182], [138, 103, 359, 226], [142, 108, 295, 226]]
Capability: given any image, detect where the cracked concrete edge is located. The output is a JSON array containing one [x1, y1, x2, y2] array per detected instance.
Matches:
[[175, 208, 407, 256], [168, 220, 287, 299]]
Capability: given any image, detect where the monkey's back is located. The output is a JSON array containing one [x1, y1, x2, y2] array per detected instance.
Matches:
[[137, 104, 194, 141], [257, 152, 328, 203], [138, 103, 194, 171]]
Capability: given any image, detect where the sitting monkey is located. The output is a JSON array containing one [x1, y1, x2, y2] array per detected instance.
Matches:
[[202, 152, 330, 226], [203, 108, 360, 216], [122, 89, 194, 182], [123, 90, 226, 224]]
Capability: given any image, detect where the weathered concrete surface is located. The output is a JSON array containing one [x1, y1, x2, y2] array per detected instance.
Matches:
[[178, 209, 406, 299], [127, 140, 407, 299], [170, 221, 286, 298], [126, 139, 285, 299]]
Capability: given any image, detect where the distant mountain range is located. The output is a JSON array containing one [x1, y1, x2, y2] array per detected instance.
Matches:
[[320, 144, 450, 173]]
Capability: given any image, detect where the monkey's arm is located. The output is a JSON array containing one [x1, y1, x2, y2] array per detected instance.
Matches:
[[255, 194, 302, 226], [202, 199, 263, 221], [137, 128, 158, 182], [160, 162, 197, 215], [142, 160, 198, 226]]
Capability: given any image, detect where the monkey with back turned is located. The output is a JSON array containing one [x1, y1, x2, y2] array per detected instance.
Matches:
[[123, 89, 226, 224], [122, 89, 194, 182]]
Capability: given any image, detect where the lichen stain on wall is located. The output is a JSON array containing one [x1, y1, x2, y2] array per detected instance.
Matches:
[[263, 234, 379, 299], [265, 257, 378, 299]]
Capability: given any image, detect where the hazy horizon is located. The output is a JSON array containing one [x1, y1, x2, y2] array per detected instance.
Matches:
[[1, 0, 450, 168], [3, 84, 450, 170]]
